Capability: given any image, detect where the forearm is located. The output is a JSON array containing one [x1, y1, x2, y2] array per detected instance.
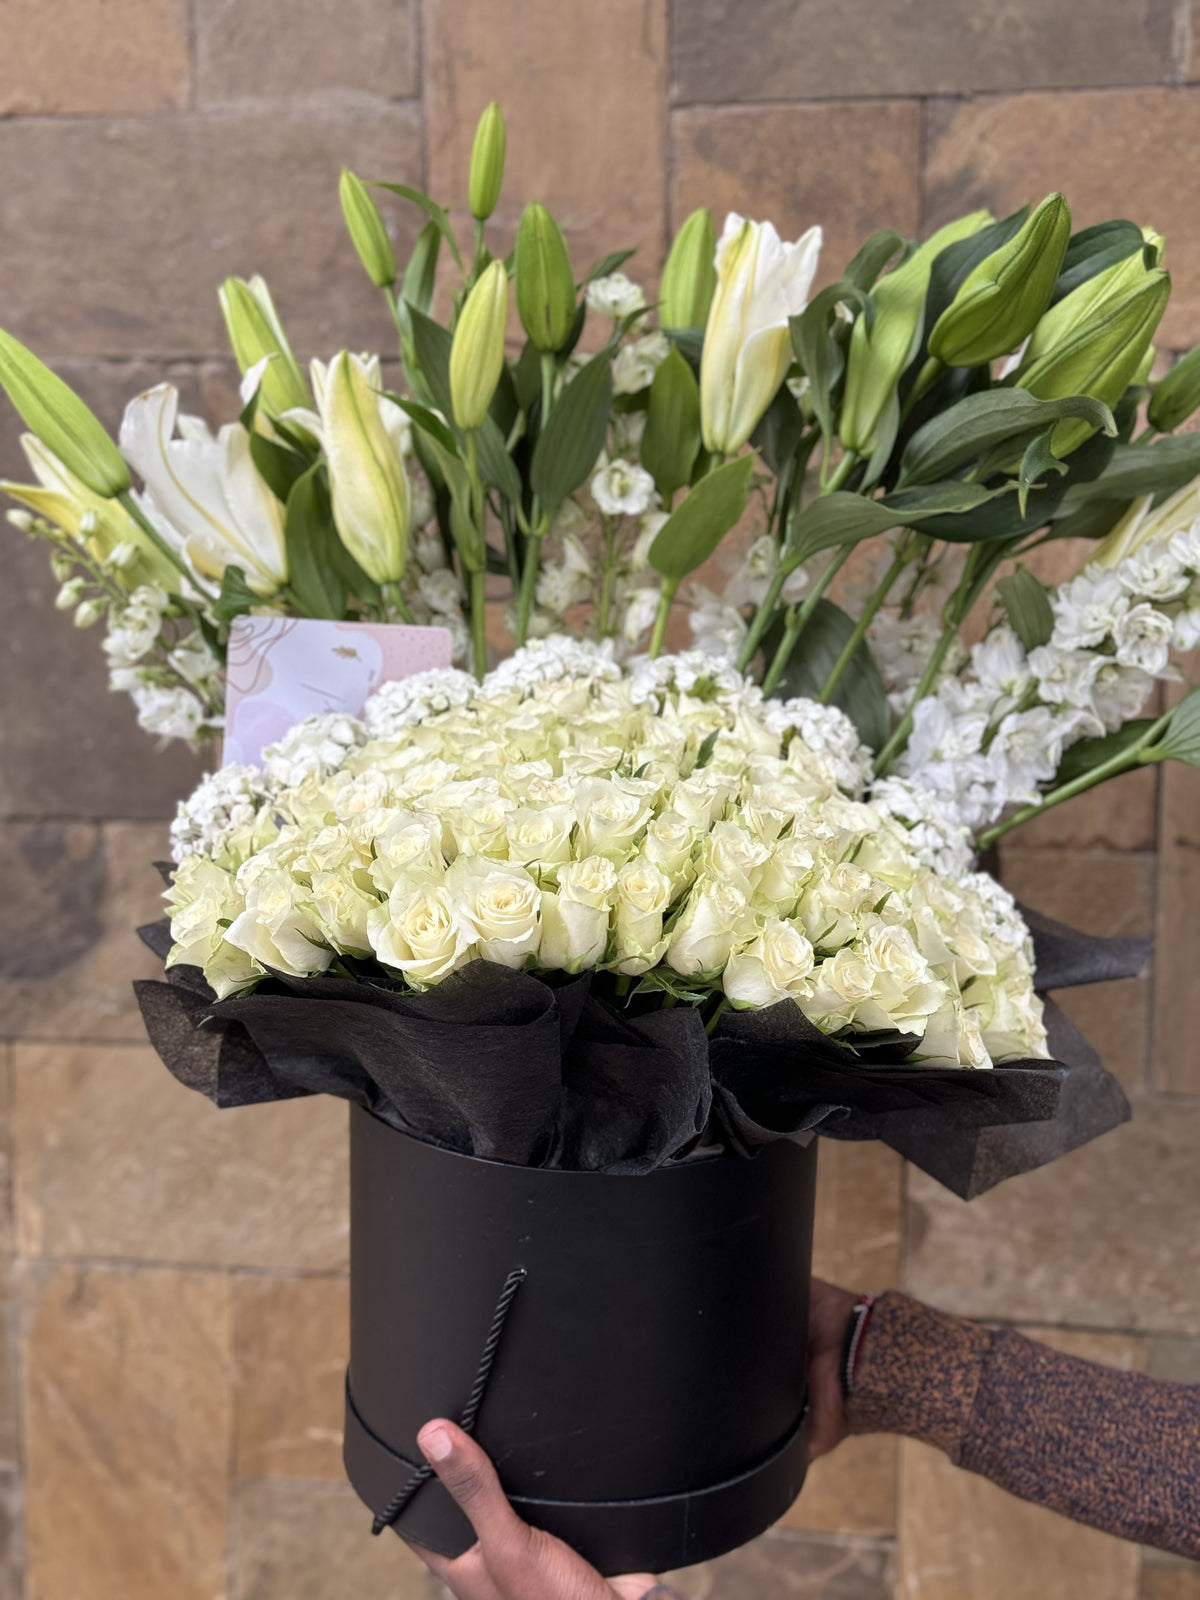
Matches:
[[847, 1291, 1200, 1560]]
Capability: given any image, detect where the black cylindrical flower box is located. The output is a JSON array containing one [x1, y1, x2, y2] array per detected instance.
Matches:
[[343, 1104, 818, 1575]]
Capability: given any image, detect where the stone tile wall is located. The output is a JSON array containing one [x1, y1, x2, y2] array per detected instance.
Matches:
[[0, 2, 1198, 1595]]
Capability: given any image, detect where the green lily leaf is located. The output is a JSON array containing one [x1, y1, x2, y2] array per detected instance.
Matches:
[[649, 454, 755, 581], [790, 480, 1004, 563], [1151, 689, 1200, 767], [531, 351, 613, 517], [1057, 435, 1200, 507], [641, 344, 701, 503], [771, 597, 891, 750], [896, 389, 1114, 488], [212, 564, 261, 623], [284, 464, 346, 619], [370, 180, 464, 271]]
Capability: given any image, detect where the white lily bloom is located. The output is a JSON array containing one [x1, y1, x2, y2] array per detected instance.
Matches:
[[700, 213, 822, 455], [119, 384, 287, 595]]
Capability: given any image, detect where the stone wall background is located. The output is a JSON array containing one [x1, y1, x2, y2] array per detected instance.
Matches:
[[0, 2, 1198, 1596]]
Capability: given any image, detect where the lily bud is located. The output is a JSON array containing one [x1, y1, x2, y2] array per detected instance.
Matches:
[[515, 202, 576, 353], [339, 169, 396, 289], [0, 331, 130, 498], [927, 193, 1070, 367], [840, 210, 992, 456], [450, 258, 509, 430], [218, 275, 311, 419], [1149, 343, 1200, 433], [468, 102, 507, 223], [322, 351, 410, 584], [1022, 229, 1162, 365], [700, 213, 822, 455], [660, 207, 716, 330], [1017, 263, 1170, 453]]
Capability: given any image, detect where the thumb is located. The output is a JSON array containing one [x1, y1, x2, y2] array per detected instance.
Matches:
[[418, 1419, 530, 1553]]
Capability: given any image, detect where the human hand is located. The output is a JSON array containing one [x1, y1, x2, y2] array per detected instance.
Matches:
[[806, 1278, 860, 1460], [407, 1417, 674, 1599]]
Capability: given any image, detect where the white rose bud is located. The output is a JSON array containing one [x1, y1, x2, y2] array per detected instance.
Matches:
[[756, 836, 817, 905], [804, 946, 877, 1029], [574, 777, 653, 859], [666, 874, 749, 977], [368, 883, 472, 986], [539, 854, 616, 972], [723, 918, 815, 1008], [613, 856, 672, 974], [447, 856, 542, 968], [308, 869, 374, 955], [367, 809, 444, 893], [452, 790, 516, 856], [642, 809, 697, 888], [702, 820, 771, 894], [505, 804, 576, 871]]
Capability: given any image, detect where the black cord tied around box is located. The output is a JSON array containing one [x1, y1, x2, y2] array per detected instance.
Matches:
[[370, 1264, 527, 1536]]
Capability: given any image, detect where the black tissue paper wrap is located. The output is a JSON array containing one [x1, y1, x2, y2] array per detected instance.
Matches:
[[134, 902, 1145, 1200]]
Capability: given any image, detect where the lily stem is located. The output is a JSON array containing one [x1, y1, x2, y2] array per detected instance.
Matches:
[[649, 577, 679, 658], [818, 538, 913, 704], [760, 545, 853, 698]]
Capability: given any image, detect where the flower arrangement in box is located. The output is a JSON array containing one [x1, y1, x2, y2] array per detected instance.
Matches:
[[0, 101, 1192, 1572]]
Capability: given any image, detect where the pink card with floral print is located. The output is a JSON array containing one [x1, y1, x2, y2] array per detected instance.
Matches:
[[222, 617, 454, 768]]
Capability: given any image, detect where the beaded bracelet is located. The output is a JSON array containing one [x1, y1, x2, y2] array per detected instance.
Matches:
[[841, 1294, 877, 1398]]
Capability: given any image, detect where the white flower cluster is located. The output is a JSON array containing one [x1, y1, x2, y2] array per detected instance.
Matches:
[[901, 489, 1200, 828], [170, 764, 270, 861], [101, 583, 223, 742], [261, 713, 365, 789], [165, 645, 1046, 1067]]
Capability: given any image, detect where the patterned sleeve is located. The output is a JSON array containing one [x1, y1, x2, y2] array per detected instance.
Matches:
[[846, 1291, 1200, 1561]]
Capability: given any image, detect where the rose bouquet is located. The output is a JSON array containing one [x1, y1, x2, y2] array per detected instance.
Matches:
[[0, 99, 1184, 1573]]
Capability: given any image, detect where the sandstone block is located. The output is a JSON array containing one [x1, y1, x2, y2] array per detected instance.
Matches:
[[22, 1262, 232, 1600], [671, 0, 1180, 101], [14, 1042, 349, 1271]]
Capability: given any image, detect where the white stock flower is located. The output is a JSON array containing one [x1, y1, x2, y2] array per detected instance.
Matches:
[[586, 273, 646, 320], [613, 331, 670, 396], [132, 683, 206, 741], [1113, 602, 1174, 675], [591, 459, 658, 518]]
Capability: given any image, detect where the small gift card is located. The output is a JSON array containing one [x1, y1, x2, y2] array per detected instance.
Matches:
[[222, 616, 454, 768]]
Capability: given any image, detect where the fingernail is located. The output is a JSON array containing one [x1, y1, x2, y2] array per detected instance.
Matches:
[[419, 1424, 453, 1463]]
